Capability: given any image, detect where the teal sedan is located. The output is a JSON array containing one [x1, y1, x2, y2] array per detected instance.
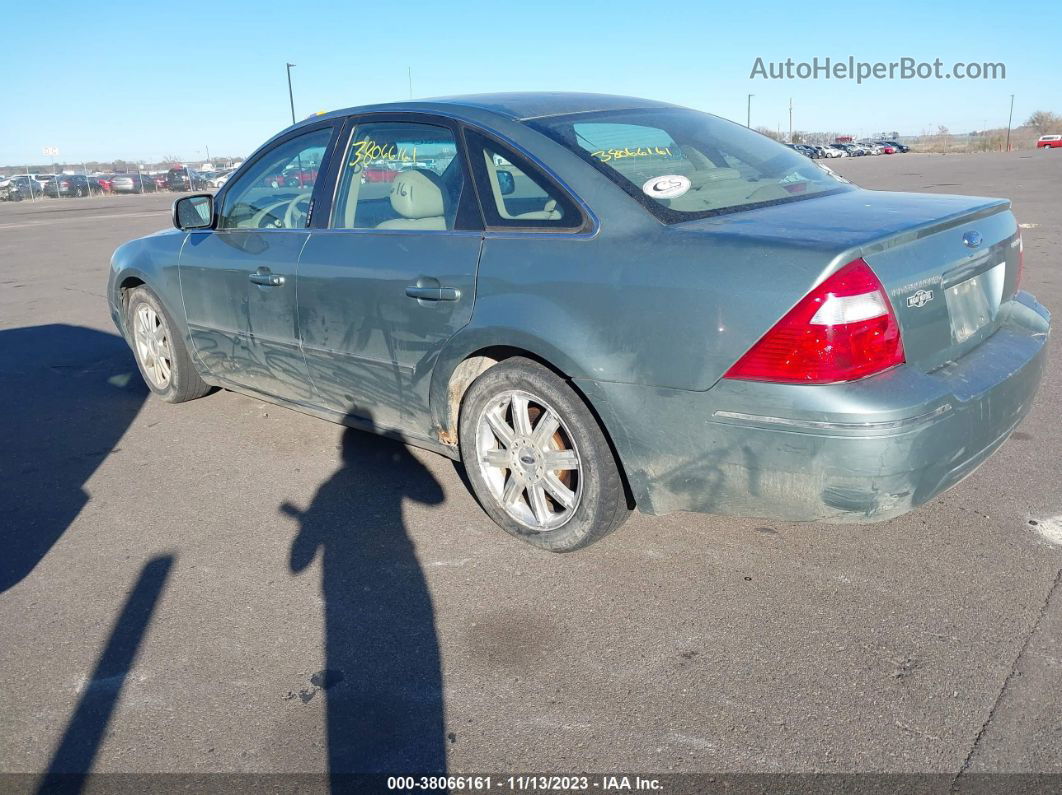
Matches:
[[107, 93, 1049, 551]]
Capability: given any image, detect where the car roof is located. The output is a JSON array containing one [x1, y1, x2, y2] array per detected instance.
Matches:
[[295, 92, 680, 129]]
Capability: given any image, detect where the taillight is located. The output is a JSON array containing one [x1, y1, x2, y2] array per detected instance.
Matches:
[[724, 258, 904, 384]]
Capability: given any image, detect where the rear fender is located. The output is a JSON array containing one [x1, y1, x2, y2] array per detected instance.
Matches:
[[427, 304, 612, 446]]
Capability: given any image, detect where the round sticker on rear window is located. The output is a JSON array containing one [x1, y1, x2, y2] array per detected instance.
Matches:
[[642, 174, 691, 199]]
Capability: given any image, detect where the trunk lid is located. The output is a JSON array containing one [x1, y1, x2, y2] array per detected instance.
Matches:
[[681, 188, 1020, 373]]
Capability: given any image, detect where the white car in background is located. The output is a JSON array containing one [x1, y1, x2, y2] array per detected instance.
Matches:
[[207, 170, 234, 189]]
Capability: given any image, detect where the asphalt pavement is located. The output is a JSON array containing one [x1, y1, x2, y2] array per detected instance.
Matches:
[[1, 151, 1060, 788]]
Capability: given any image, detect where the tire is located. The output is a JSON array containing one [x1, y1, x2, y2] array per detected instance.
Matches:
[[126, 286, 210, 403], [75, 186, 84, 198], [459, 357, 630, 552]]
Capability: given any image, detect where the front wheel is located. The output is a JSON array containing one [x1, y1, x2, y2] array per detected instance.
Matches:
[[459, 357, 630, 552], [127, 287, 210, 403]]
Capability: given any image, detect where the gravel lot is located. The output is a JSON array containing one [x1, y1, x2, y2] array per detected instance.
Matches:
[[1, 151, 1060, 787]]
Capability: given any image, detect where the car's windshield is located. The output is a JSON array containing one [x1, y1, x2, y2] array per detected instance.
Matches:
[[527, 107, 852, 223]]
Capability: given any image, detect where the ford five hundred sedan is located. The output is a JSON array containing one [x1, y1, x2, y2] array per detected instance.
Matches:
[[107, 93, 1050, 551]]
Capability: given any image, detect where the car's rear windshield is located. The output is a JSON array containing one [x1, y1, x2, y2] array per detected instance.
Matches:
[[526, 107, 852, 223]]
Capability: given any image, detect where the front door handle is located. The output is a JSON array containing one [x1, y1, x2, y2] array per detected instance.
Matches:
[[249, 271, 285, 287], [405, 285, 460, 301]]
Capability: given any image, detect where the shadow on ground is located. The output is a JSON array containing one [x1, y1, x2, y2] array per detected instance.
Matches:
[[0, 324, 147, 593], [283, 422, 448, 776], [37, 555, 174, 794]]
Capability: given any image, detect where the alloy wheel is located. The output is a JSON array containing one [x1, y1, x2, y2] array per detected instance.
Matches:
[[133, 304, 173, 389], [475, 390, 583, 532]]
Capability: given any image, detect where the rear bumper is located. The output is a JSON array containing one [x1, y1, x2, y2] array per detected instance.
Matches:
[[577, 291, 1050, 522]]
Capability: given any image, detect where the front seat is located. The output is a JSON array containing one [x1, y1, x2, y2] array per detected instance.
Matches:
[[376, 169, 447, 230]]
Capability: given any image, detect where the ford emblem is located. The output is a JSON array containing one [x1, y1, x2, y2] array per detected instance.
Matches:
[[907, 289, 934, 308], [962, 230, 983, 248]]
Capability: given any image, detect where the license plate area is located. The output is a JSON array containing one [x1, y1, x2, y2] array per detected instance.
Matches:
[[945, 261, 1005, 343]]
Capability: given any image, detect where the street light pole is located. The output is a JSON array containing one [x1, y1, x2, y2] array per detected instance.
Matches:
[[1005, 94, 1015, 152], [747, 94, 753, 128], [286, 63, 297, 125]]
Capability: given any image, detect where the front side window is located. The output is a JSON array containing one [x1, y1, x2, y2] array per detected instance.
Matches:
[[528, 107, 853, 223], [218, 127, 332, 229], [464, 129, 584, 231], [332, 122, 467, 230]]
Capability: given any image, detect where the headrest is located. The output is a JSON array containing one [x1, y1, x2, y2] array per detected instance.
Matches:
[[389, 169, 445, 219]]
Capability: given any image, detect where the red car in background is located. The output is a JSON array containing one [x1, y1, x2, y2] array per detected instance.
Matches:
[[260, 167, 319, 188], [1037, 135, 1062, 149], [361, 165, 398, 183]]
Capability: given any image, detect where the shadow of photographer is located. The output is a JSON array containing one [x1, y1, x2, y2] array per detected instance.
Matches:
[[282, 419, 448, 776]]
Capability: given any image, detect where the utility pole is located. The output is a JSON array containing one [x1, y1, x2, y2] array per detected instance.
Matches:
[[205, 144, 211, 164], [788, 97, 793, 142], [746, 94, 753, 128], [286, 63, 297, 125], [1005, 94, 1015, 152]]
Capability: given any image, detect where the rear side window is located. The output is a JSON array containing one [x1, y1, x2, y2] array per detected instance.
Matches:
[[463, 129, 586, 231], [530, 107, 851, 223]]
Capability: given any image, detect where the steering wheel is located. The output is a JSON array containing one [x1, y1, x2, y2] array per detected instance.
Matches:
[[250, 198, 289, 228], [284, 192, 314, 228]]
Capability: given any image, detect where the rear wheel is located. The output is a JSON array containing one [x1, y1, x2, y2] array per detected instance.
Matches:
[[459, 357, 630, 552], [126, 287, 210, 403]]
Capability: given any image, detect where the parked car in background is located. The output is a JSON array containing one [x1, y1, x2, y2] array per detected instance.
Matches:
[[0, 175, 34, 201], [1037, 134, 1062, 149], [826, 145, 849, 157], [111, 174, 157, 194], [152, 174, 169, 191], [166, 168, 208, 192], [5, 175, 41, 200], [361, 164, 399, 182], [95, 175, 114, 193], [205, 169, 234, 189], [879, 140, 909, 153], [107, 92, 1049, 551], [820, 145, 842, 158], [44, 174, 95, 197]]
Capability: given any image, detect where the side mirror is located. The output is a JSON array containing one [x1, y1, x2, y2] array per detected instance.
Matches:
[[496, 169, 515, 196], [173, 194, 214, 230]]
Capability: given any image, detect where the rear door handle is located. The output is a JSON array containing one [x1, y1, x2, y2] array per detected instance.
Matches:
[[405, 285, 460, 301], [249, 271, 285, 287]]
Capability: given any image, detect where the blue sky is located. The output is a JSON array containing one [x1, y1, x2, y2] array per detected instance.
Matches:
[[2, 0, 1058, 164]]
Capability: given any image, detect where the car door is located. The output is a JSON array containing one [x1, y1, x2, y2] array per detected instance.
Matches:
[[179, 123, 338, 403], [297, 116, 483, 433]]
